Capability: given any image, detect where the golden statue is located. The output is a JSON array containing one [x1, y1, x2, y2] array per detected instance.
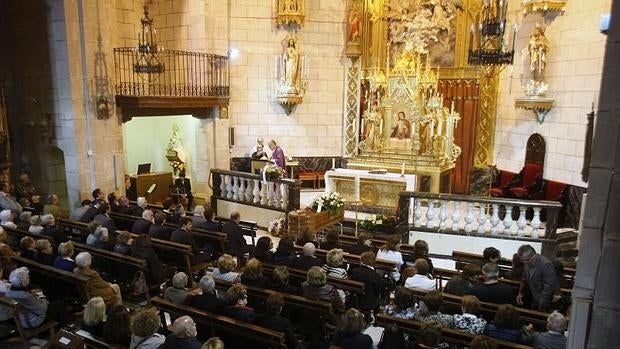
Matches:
[[362, 106, 384, 151]]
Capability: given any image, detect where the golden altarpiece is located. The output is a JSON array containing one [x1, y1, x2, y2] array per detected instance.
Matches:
[[341, 0, 500, 194]]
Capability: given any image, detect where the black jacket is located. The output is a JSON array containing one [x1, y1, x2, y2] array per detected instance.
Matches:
[[331, 331, 373, 349], [257, 314, 298, 349], [222, 221, 248, 258], [170, 228, 199, 255], [158, 334, 201, 349], [349, 264, 383, 311], [471, 282, 517, 305], [131, 218, 152, 234], [148, 224, 170, 240], [292, 255, 324, 271], [80, 207, 99, 223], [185, 292, 222, 314], [131, 246, 166, 284], [241, 275, 272, 289], [344, 243, 374, 256]]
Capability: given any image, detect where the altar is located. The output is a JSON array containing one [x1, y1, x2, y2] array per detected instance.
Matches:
[[324, 168, 416, 209]]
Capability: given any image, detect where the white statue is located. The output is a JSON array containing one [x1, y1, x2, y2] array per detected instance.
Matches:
[[281, 37, 300, 95]]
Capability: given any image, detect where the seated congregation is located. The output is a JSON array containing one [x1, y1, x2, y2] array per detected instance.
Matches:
[[0, 188, 570, 349]]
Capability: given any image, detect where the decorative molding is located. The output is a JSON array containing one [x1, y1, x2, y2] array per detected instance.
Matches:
[[515, 97, 554, 124], [343, 59, 362, 158], [474, 66, 498, 167], [522, 0, 567, 15]]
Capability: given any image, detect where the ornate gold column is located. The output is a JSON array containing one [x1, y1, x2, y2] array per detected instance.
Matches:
[[474, 66, 498, 167]]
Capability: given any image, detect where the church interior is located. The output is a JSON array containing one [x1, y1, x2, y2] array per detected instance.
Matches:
[[0, 0, 618, 348]]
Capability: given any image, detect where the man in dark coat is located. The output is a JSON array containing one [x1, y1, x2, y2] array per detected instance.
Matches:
[[471, 263, 517, 305], [131, 209, 153, 234], [158, 316, 201, 349], [93, 202, 118, 233], [170, 217, 208, 264], [174, 170, 193, 210], [222, 211, 253, 263], [292, 243, 324, 271], [517, 244, 559, 311], [349, 251, 384, 311]]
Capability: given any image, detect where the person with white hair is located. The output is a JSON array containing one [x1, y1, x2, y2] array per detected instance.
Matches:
[[250, 137, 268, 157], [527, 311, 567, 349], [40, 213, 63, 244], [43, 194, 68, 219], [86, 226, 114, 250], [0, 260, 14, 321], [190, 205, 208, 230], [17, 211, 32, 231], [159, 315, 201, 349], [292, 242, 323, 271], [131, 209, 153, 234], [28, 215, 44, 235], [132, 197, 148, 217], [0, 182, 22, 215], [74, 252, 122, 307], [5, 267, 67, 328], [186, 275, 222, 313], [516, 244, 559, 311], [0, 209, 16, 229], [165, 271, 189, 304]]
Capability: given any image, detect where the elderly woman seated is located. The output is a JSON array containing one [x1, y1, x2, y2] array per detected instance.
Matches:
[[87, 226, 114, 251], [241, 258, 271, 288], [81, 296, 106, 336], [33, 239, 55, 265], [113, 231, 133, 255], [5, 266, 68, 328], [164, 272, 189, 304], [17, 211, 31, 231], [40, 214, 62, 244], [28, 215, 44, 235], [414, 290, 455, 328], [223, 283, 255, 322], [130, 307, 165, 349], [74, 252, 122, 307], [322, 248, 348, 279], [0, 209, 16, 229], [212, 254, 240, 282], [19, 236, 37, 260], [53, 241, 76, 272], [186, 275, 222, 313]]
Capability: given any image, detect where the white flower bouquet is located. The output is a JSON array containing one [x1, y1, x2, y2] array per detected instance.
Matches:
[[311, 192, 345, 215]]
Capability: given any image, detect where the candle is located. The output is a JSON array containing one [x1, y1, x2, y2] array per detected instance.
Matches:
[[512, 24, 517, 53], [355, 176, 360, 201], [379, 119, 383, 135], [401, 162, 405, 176], [469, 24, 474, 51], [332, 158, 336, 169], [360, 117, 365, 136]]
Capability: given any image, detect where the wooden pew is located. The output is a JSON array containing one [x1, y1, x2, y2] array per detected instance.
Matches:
[[293, 245, 396, 272], [108, 211, 228, 253], [54, 329, 129, 349], [0, 295, 57, 341], [71, 241, 152, 292], [11, 255, 91, 304], [58, 218, 205, 276], [151, 297, 287, 348], [261, 263, 365, 296], [407, 288, 550, 331], [376, 313, 533, 349], [215, 215, 258, 245]]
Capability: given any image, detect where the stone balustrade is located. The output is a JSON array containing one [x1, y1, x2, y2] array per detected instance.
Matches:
[[210, 169, 300, 213]]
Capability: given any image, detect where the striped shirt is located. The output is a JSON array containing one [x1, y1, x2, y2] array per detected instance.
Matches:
[[322, 264, 348, 279]]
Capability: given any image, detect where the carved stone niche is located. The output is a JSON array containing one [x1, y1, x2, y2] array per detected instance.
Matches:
[[522, 0, 567, 15]]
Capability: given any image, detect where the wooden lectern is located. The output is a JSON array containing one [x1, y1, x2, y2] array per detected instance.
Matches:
[[130, 171, 172, 203], [251, 159, 273, 174]]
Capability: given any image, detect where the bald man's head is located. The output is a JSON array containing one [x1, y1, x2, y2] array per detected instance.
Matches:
[[171, 315, 197, 338]]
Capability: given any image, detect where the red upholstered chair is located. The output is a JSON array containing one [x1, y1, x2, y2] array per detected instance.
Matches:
[[490, 170, 518, 197], [510, 162, 544, 198], [544, 180, 567, 201]]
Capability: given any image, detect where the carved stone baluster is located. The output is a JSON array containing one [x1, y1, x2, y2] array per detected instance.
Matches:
[[245, 179, 253, 201], [531, 207, 542, 237], [503, 205, 514, 234], [274, 182, 282, 208], [233, 177, 241, 201], [464, 202, 474, 233], [517, 207, 527, 236], [438, 200, 448, 230], [267, 182, 275, 206], [252, 179, 261, 203], [414, 200, 422, 227], [490, 204, 500, 234], [451, 201, 461, 231], [225, 175, 233, 200], [426, 200, 436, 228], [281, 184, 289, 208], [260, 180, 268, 205], [477, 204, 488, 233], [219, 174, 226, 197]]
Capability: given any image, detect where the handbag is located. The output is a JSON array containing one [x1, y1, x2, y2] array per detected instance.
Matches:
[[132, 270, 149, 296]]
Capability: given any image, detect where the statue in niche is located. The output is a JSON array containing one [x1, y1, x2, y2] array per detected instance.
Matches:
[[281, 37, 300, 95], [166, 124, 187, 175], [348, 4, 361, 43], [528, 24, 549, 80], [362, 106, 384, 151], [276, 0, 305, 28], [390, 111, 411, 139]]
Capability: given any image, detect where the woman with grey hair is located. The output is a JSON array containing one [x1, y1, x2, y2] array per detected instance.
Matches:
[[186, 275, 222, 313], [53, 241, 76, 272], [0, 209, 16, 229], [40, 214, 62, 244], [5, 267, 68, 327], [17, 211, 32, 231], [74, 252, 122, 307], [28, 215, 44, 235], [86, 226, 114, 250], [164, 272, 189, 304]]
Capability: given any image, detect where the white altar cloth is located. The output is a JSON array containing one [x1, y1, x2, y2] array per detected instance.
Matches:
[[324, 168, 417, 193]]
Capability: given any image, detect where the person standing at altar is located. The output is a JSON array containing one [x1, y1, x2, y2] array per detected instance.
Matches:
[[251, 144, 269, 160], [269, 140, 286, 169], [174, 170, 193, 209], [250, 137, 269, 157]]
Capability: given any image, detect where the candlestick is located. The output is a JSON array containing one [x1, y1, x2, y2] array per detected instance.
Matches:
[[355, 176, 360, 201], [332, 158, 336, 169], [451, 100, 455, 114], [360, 117, 365, 136], [379, 119, 383, 135], [401, 162, 405, 176]]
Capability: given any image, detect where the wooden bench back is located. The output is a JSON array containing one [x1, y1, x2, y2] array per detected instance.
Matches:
[[376, 313, 533, 349], [151, 296, 286, 348], [407, 288, 550, 331], [71, 241, 149, 286], [293, 245, 396, 271], [261, 263, 365, 295], [11, 255, 91, 304]]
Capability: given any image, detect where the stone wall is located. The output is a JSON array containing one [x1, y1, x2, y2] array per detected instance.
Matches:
[[227, 0, 347, 158], [494, 0, 612, 187]]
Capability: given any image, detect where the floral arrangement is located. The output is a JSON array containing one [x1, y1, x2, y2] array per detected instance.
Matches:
[[268, 217, 286, 237], [360, 214, 398, 231], [263, 165, 285, 181], [311, 192, 345, 215]]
